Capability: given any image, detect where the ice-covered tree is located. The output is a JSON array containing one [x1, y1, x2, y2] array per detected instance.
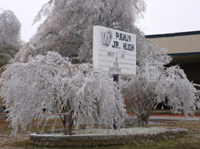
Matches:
[[123, 46, 200, 127], [164, 66, 200, 116], [0, 9, 21, 48], [15, 0, 146, 63], [7, 0, 199, 130], [0, 52, 126, 135], [123, 62, 165, 127], [0, 9, 22, 67]]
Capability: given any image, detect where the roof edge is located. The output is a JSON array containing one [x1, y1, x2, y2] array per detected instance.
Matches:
[[168, 52, 200, 56], [146, 30, 200, 38]]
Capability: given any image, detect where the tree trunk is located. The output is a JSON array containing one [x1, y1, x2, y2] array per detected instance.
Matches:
[[62, 119, 67, 135], [136, 101, 156, 127], [137, 114, 149, 127], [66, 111, 73, 135], [59, 112, 74, 135]]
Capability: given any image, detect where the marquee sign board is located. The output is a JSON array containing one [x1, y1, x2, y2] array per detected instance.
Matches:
[[93, 26, 136, 75]]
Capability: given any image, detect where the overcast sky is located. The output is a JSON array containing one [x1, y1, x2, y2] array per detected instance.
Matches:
[[138, 0, 200, 35], [0, 0, 200, 42]]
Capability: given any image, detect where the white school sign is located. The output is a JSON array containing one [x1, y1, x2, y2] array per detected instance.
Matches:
[[93, 26, 136, 76]]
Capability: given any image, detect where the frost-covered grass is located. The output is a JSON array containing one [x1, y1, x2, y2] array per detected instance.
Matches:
[[44, 127, 169, 136], [0, 118, 63, 134], [1, 119, 200, 148], [77, 127, 168, 135]]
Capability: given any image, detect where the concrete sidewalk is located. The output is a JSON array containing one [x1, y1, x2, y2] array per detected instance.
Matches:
[[149, 115, 200, 121], [129, 113, 200, 121]]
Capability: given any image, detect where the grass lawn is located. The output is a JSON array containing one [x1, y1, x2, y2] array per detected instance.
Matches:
[[0, 117, 200, 149]]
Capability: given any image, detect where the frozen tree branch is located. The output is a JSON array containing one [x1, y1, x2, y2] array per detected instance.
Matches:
[[0, 52, 126, 135], [15, 0, 146, 63]]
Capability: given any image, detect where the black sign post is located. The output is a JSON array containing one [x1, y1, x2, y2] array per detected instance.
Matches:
[[113, 74, 119, 82], [113, 74, 119, 130]]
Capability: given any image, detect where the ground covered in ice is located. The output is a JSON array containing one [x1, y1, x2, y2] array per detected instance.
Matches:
[[77, 127, 169, 135], [45, 127, 170, 135]]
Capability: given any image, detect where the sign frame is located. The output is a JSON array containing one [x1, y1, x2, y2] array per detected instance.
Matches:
[[93, 26, 136, 76]]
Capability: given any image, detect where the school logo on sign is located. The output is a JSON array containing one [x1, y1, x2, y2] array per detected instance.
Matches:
[[101, 30, 112, 47]]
